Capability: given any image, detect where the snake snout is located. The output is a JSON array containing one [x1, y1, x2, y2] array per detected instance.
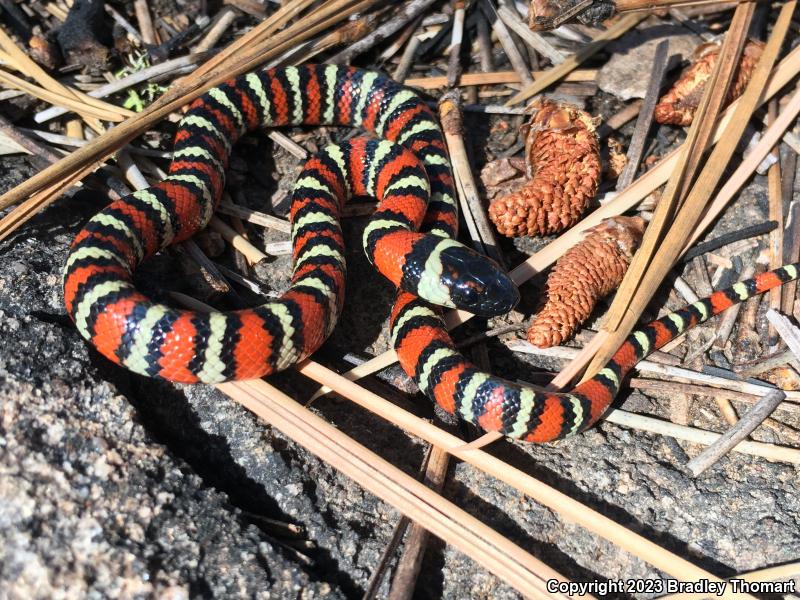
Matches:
[[441, 245, 519, 317]]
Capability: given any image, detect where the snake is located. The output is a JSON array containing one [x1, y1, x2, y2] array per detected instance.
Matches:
[[63, 64, 800, 443]]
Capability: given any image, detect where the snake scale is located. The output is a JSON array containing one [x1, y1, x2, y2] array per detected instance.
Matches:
[[64, 65, 800, 442]]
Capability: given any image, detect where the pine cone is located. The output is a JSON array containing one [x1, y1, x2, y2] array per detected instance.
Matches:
[[527, 216, 646, 348], [654, 39, 764, 126], [605, 138, 627, 180], [488, 99, 601, 237]]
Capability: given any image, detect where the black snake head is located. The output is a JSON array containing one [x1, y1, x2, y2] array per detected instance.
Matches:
[[439, 243, 519, 317]]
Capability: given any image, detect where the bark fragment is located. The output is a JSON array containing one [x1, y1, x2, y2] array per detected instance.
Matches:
[[654, 39, 764, 126], [56, 0, 111, 68], [488, 99, 601, 237], [527, 216, 646, 348]]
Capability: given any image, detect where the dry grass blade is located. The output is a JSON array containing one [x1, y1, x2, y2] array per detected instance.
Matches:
[[0, 69, 128, 123], [387, 446, 450, 600], [0, 26, 131, 122], [404, 69, 596, 88], [0, 0, 372, 237], [605, 408, 799, 465], [616, 39, 669, 190], [329, 0, 438, 64], [193, 0, 317, 76], [686, 85, 800, 249], [218, 378, 574, 598], [296, 361, 757, 598], [602, 2, 754, 336], [614, 0, 759, 10], [583, 1, 796, 379], [439, 91, 504, 264], [510, 340, 800, 408], [684, 389, 788, 476], [767, 100, 784, 348], [505, 13, 645, 105]]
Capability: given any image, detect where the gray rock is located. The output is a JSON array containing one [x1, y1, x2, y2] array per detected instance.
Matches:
[[597, 25, 701, 100]]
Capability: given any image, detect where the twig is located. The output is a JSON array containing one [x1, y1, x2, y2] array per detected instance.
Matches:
[[456, 323, 525, 349], [213, 262, 273, 297], [607, 404, 796, 467], [782, 151, 800, 316], [668, 7, 717, 41], [673, 275, 700, 304], [289, 2, 383, 65], [438, 91, 505, 265], [116, 150, 150, 191], [495, 3, 566, 64], [387, 446, 450, 600], [217, 202, 292, 234], [506, 13, 645, 105], [766, 309, 800, 361], [630, 377, 774, 407], [105, 4, 144, 43], [459, 103, 528, 114], [684, 389, 787, 476], [734, 349, 796, 378], [636, 375, 800, 441], [508, 341, 800, 408], [599, 100, 643, 136], [209, 216, 269, 265], [379, 14, 422, 61], [35, 53, 209, 123], [480, 0, 534, 88], [180, 239, 232, 293], [681, 221, 777, 262], [766, 99, 784, 348], [194, 6, 239, 53], [713, 261, 755, 351], [404, 69, 595, 88], [446, 1, 466, 88], [329, 0, 439, 64], [134, 0, 157, 45], [615, 0, 758, 11], [0, 114, 64, 167], [585, 3, 789, 380], [393, 27, 423, 82], [476, 7, 493, 73], [267, 131, 308, 160], [616, 39, 669, 191]]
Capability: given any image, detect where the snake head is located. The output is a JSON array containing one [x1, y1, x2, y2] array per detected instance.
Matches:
[[437, 242, 519, 317]]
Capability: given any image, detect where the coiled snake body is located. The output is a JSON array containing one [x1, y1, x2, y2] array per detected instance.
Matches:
[[64, 65, 800, 443]]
